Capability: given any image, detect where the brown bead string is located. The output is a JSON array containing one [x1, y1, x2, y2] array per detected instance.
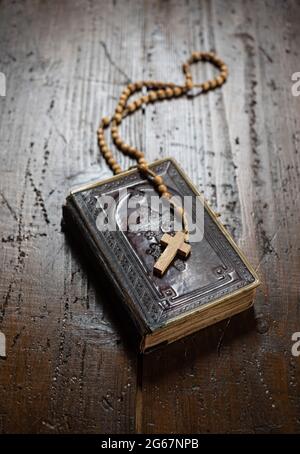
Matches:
[[97, 51, 228, 237]]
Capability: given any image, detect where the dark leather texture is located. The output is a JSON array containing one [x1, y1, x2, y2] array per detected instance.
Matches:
[[64, 159, 256, 332]]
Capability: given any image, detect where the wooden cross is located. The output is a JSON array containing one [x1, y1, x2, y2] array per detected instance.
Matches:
[[154, 231, 191, 277]]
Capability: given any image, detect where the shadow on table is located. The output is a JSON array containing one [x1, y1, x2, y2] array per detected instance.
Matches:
[[63, 218, 259, 377], [63, 223, 142, 358], [140, 305, 258, 383]]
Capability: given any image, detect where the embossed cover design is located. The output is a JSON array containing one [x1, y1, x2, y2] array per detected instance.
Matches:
[[63, 159, 259, 345]]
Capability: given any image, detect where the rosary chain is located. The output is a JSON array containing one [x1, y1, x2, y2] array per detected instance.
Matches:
[[97, 51, 228, 236]]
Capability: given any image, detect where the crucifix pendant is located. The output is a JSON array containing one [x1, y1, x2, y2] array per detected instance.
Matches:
[[153, 231, 191, 277]]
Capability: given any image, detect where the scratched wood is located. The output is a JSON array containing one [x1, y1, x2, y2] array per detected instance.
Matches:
[[139, 0, 300, 434], [0, 0, 138, 434], [0, 0, 300, 434]]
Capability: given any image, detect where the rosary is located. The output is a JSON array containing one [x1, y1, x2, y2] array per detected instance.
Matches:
[[97, 51, 228, 276]]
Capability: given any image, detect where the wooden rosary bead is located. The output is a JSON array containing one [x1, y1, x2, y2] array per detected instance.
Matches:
[[154, 81, 165, 88], [138, 157, 147, 165], [115, 137, 123, 147], [122, 88, 131, 97], [135, 150, 144, 159], [107, 157, 115, 166], [209, 79, 217, 89], [186, 79, 193, 90], [165, 88, 174, 98], [115, 105, 123, 114], [141, 95, 149, 104], [128, 146, 137, 155], [142, 95, 150, 104], [112, 163, 121, 172], [214, 58, 223, 67], [103, 150, 112, 159], [153, 175, 163, 185], [115, 168, 122, 175], [119, 99, 126, 109], [101, 117, 110, 127], [121, 143, 130, 154], [138, 163, 148, 172], [135, 81, 143, 90], [148, 91, 157, 102], [134, 98, 143, 108], [158, 184, 168, 194], [157, 89, 166, 99], [162, 192, 171, 199], [191, 51, 201, 61], [216, 75, 224, 85], [99, 139, 106, 148], [173, 87, 183, 96], [127, 103, 136, 113], [120, 95, 127, 104], [114, 113, 122, 123], [202, 82, 210, 92], [128, 83, 136, 92]]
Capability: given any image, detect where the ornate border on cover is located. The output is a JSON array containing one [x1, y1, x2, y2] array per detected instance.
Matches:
[[76, 160, 255, 328]]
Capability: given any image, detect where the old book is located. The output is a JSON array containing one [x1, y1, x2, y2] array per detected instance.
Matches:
[[62, 158, 259, 353]]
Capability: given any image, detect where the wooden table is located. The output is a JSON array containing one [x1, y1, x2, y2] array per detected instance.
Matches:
[[0, 0, 299, 434]]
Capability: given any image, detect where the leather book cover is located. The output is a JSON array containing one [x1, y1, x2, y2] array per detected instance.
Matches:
[[62, 158, 259, 352]]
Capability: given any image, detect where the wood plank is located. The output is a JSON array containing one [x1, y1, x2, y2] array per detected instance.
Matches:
[[0, 0, 138, 434], [0, 0, 300, 434], [139, 0, 300, 434]]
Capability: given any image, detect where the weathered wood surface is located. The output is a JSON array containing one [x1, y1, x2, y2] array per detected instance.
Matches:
[[0, 0, 299, 434]]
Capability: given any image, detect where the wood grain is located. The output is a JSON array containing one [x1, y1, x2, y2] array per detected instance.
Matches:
[[0, 0, 299, 434]]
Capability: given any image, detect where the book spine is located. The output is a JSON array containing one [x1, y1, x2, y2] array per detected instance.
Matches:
[[62, 197, 147, 351]]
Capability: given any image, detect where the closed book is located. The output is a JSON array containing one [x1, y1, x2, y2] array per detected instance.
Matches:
[[62, 158, 259, 353]]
